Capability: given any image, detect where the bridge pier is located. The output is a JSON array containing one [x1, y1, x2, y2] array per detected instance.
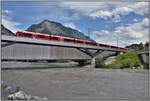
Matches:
[[91, 57, 96, 67], [137, 51, 149, 69]]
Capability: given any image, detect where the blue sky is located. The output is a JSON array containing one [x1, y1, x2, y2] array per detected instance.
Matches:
[[2, 1, 149, 47]]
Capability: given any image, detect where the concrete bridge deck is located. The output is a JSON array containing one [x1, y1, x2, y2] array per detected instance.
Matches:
[[1, 35, 125, 64]]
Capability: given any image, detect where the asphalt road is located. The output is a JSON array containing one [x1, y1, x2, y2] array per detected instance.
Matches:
[[1, 67, 149, 100]]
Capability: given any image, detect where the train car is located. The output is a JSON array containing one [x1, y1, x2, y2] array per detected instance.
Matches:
[[84, 41, 93, 46], [61, 36, 75, 43], [99, 43, 111, 48], [16, 31, 128, 51], [50, 35, 61, 41], [91, 42, 98, 46], [111, 45, 119, 49], [119, 47, 125, 50], [16, 31, 35, 38], [34, 33, 50, 40], [75, 39, 85, 44]]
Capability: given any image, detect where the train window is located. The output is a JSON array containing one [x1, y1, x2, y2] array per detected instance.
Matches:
[[99, 44, 105, 47], [76, 40, 84, 44], [112, 46, 118, 49], [92, 42, 97, 46], [16, 32, 34, 38], [99, 44, 109, 47], [85, 42, 91, 45], [20, 32, 33, 38], [45, 35, 50, 40], [25, 33, 33, 37], [36, 35, 45, 38], [63, 38, 74, 43], [51, 36, 60, 41]]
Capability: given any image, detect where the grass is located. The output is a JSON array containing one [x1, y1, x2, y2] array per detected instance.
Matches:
[[96, 51, 142, 69]]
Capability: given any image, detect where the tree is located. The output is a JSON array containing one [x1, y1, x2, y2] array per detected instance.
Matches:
[[138, 42, 144, 50], [144, 42, 149, 50]]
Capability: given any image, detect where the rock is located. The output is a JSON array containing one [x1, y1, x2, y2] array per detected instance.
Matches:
[[30, 95, 40, 99], [7, 91, 28, 100], [29, 95, 48, 100], [7, 90, 48, 100], [1, 84, 7, 91], [1, 81, 20, 99], [2, 81, 48, 100], [3, 86, 20, 94], [41, 97, 48, 100], [132, 67, 136, 69], [104, 56, 116, 65]]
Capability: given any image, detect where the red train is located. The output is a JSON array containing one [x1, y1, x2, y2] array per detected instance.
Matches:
[[16, 31, 128, 51]]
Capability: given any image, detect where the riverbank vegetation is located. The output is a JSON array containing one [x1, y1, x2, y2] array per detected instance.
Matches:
[[95, 51, 142, 69]]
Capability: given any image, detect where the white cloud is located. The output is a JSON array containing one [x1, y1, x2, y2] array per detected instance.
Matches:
[[64, 22, 76, 29], [61, 2, 108, 15], [112, 15, 121, 23], [60, 2, 148, 39], [64, 13, 80, 22], [2, 10, 13, 14], [91, 18, 149, 47], [61, 2, 148, 20], [131, 2, 148, 15], [113, 6, 133, 15], [90, 10, 112, 19], [90, 2, 148, 19], [133, 19, 138, 22], [2, 10, 22, 33], [142, 18, 149, 26]]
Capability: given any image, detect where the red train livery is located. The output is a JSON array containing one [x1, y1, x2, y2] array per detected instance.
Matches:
[[16, 31, 128, 51]]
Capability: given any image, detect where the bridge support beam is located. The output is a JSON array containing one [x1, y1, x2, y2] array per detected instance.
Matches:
[[76, 48, 104, 67], [77, 48, 104, 58]]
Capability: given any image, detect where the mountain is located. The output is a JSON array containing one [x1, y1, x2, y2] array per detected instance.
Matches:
[[1, 24, 15, 36], [26, 20, 93, 41]]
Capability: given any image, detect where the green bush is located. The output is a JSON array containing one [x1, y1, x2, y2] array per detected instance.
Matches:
[[107, 52, 141, 69], [95, 52, 141, 69]]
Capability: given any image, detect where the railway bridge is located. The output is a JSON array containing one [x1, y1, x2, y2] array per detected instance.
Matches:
[[1, 35, 128, 67]]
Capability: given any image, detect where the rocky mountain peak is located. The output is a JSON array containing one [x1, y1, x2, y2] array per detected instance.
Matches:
[[26, 20, 93, 41], [1, 24, 15, 36]]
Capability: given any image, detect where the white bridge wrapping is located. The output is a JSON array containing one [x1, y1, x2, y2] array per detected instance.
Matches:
[[2, 42, 91, 60]]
